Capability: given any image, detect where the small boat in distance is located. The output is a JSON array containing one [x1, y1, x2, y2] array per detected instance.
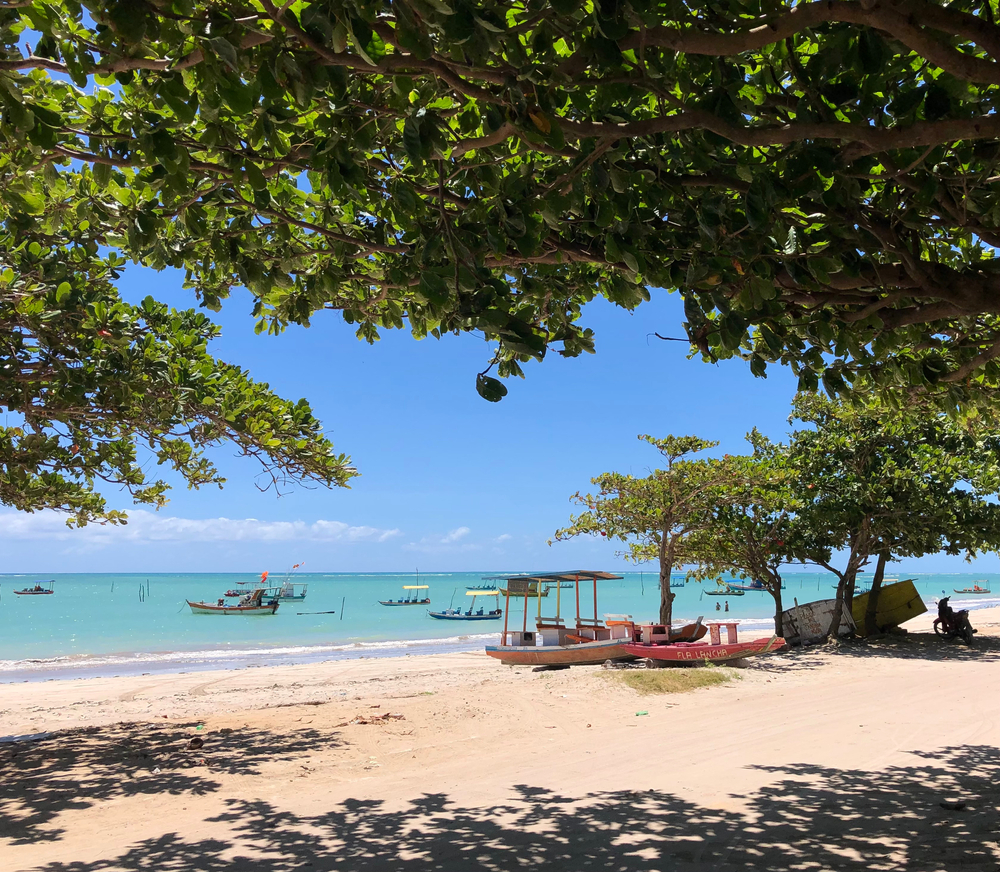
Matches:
[[727, 580, 767, 592], [705, 587, 745, 597], [954, 581, 992, 594], [14, 580, 54, 595], [429, 589, 502, 620], [187, 588, 279, 615], [379, 585, 431, 606]]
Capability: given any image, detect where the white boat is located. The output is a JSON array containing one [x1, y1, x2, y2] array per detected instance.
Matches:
[[781, 597, 855, 644], [187, 588, 279, 615]]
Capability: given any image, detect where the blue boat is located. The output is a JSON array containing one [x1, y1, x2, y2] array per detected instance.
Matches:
[[429, 589, 502, 621]]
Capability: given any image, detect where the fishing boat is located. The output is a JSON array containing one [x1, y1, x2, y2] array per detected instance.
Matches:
[[705, 586, 745, 597], [954, 581, 991, 594], [225, 565, 307, 601], [486, 571, 644, 666], [13, 580, 54, 595], [625, 634, 785, 664], [379, 585, 430, 606], [727, 580, 767, 592], [187, 588, 279, 615], [429, 589, 503, 620]]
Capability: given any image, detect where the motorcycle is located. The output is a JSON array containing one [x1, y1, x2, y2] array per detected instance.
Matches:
[[933, 596, 977, 645]]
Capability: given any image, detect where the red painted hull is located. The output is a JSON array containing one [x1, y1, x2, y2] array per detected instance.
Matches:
[[623, 635, 785, 663]]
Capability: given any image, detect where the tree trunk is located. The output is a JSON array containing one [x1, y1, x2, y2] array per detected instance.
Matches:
[[864, 550, 888, 636], [770, 573, 784, 637], [659, 535, 675, 627], [827, 576, 846, 640]]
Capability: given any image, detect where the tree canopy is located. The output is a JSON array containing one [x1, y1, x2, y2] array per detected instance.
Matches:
[[760, 393, 1000, 633], [552, 434, 725, 626], [8, 1, 1000, 407], [684, 452, 795, 636]]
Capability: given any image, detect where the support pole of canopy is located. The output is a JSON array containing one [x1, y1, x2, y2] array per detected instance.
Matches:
[[522, 592, 528, 634], [593, 576, 598, 625], [537, 581, 542, 620], [502, 595, 510, 646], [575, 577, 581, 630], [556, 579, 561, 621]]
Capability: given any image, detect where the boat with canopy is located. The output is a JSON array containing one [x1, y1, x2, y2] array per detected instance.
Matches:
[[429, 589, 502, 620], [954, 581, 991, 594], [14, 580, 54, 595], [226, 568, 307, 601], [379, 585, 431, 606], [485, 571, 636, 666], [483, 571, 707, 666]]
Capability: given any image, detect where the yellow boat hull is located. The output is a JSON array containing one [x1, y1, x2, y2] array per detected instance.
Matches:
[[851, 579, 926, 636]]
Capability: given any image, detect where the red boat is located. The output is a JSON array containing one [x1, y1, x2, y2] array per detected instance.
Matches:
[[624, 634, 785, 664]]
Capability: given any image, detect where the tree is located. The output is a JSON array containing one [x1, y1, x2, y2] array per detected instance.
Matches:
[[9, 3, 1000, 407], [0, 228, 355, 524], [685, 453, 797, 637], [552, 435, 722, 627], [769, 393, 1000, 636]]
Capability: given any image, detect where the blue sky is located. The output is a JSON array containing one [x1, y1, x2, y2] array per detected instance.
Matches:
[[0, 265, 992, 575]]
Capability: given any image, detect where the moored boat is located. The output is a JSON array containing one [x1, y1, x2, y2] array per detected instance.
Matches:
[[954, 581, 991, 594], [430, 589, 502, 620], [705, 587, 745, 596], [187, 588, 279, 615], [379, 585, 430, 606], [13, 580, 55, 595]]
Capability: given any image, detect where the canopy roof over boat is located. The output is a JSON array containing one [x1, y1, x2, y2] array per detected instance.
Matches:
[[403, 585, 429, 590], [467, 589, 499, 596], [489, 570, 623, 583]]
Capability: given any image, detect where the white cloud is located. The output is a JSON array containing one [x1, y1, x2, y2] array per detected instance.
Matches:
[[0, 510, 400, 545], [495, 533, 512, 542], [404, 526, 479, 554]]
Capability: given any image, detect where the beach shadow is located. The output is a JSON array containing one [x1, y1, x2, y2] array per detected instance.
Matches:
[[0, 721, 337, 845], [831, 631, 1000, 662], [27, 744, 1000, 871]]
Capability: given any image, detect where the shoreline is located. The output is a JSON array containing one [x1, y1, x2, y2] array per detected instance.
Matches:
[[2, 590, 996, 683]]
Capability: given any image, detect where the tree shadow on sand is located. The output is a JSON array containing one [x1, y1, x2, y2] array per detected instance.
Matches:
[[0, 721, 338, 845], [30, 744, 1000, 871]]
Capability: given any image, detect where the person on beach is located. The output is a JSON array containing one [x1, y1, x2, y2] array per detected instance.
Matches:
[[716, 602, 721, 611], [725, 601, 729, 613]]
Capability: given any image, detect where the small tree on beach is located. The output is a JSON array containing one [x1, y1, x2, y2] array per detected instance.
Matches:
[[685, 453, 798, 637], [553, 435, 725, 627]]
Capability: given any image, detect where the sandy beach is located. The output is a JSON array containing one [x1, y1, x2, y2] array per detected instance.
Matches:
[[2, 607, 999, 871]]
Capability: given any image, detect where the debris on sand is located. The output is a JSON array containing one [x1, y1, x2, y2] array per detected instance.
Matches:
[[336, 712, 405, 727]]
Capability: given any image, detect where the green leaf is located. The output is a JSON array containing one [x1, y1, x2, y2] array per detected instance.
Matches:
[[245, 162, 268, 191], [475, 373, 508, 402]]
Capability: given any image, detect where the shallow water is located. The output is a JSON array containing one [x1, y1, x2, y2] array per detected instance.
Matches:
[[0, 571, 994, 681]]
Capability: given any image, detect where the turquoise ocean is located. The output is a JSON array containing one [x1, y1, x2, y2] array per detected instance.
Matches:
[[1, 571, 997, 682]]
